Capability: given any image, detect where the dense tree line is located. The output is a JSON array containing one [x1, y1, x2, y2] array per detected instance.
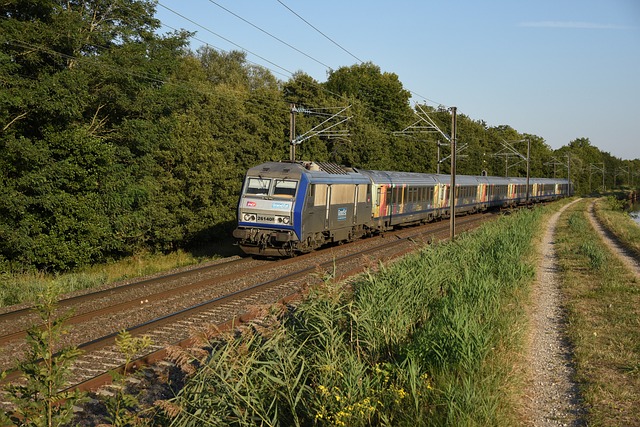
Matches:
[[1, 1, 638, 273]]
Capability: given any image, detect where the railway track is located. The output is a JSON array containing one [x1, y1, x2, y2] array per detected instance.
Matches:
[[0, 211, 494, 399]]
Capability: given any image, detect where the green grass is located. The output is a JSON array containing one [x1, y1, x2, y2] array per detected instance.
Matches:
[[555, 199, 640, 426], [0, 249, 222, 308], [593, 196, 640, 258], [154, 207, 546, 426]]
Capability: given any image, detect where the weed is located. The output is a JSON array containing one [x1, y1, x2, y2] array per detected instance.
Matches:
[[578, 242, 606, 271], [158, 207, 543, 426], [103, 330, 153, 427], [0, 283, 86, 426]]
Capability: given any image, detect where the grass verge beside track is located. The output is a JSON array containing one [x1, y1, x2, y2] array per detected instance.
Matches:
[[593, 196, 640, 258], [0, 249, 221, 309], [154, 207, 548, 426], [555, 199, 640, 426]]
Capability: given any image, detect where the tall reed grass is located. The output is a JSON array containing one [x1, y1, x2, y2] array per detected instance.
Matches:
[[161, 209, 543, 426]]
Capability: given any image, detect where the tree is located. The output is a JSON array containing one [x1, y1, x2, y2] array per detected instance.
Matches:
[[325, 62, 413, 131], [0, 0, 192, 270]]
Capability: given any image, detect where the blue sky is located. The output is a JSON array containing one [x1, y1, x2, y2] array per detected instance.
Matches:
[[154, 0, 640, 160]]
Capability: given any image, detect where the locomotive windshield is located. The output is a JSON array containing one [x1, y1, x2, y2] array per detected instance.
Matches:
[[244, 177, 298, 198], [273, 179, 297, 197], [245, 177, 271, 195]]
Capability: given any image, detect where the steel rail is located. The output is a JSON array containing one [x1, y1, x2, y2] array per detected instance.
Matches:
[[1, 212, 491, 390]]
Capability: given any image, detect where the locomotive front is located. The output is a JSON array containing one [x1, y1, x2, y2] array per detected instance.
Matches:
[[233, 162, 307, 256]]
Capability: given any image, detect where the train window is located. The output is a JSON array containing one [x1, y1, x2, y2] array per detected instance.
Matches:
[[307, 184, 315, 206], [245, 177, 271, 195], [358, 185, 368, 203], [331, 184, 356, 204], [314, 184, 327, 206], [273, 179, 297, 198]]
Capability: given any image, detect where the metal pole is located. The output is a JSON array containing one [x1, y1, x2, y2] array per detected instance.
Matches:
[[289, 104, 296, 162], [525, 138, 530, 204], [450, 107, 457, 241], [567, 154, 571, 195]]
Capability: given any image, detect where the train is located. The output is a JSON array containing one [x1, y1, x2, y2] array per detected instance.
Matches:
[[232, 161, 572, 256]]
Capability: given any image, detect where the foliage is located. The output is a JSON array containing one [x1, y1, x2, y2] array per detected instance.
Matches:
[[158, 209, 541, 426], [0, 283, 86, 426], [103, 330, 154, 427], [325, 62, 413, 131], [1, 1, 638, 274], [604, 195, 625, 211]]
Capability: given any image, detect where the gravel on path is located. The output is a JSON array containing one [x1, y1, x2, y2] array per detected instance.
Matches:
[[525, 200, 586, 426]]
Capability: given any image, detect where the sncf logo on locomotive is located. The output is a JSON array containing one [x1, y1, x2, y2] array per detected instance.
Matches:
[[246, 201, 257, 207], [271, 202, 291, 210]]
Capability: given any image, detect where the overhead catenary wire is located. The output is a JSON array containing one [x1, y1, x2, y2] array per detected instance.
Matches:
[[159, 21, 291, 80], [2, 37, 299, 122], [157, 1, 294, 76], [276, 0, 363, 65], [155, 4, 410, 125], [5, 2, 463, 143], [159, 1, 455, 120], [206, 0, 333, 70]]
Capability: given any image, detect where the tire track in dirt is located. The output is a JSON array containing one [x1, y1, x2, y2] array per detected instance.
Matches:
[[586, 200, 640, 278]]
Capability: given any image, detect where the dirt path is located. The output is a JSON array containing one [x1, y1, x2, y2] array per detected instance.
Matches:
[[524, 198, 640, 425], [586, 200, 640, 278], [525, 199, 586, 426]]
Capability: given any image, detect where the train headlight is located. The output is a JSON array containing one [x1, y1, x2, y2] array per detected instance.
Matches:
[[276, 216, 291, 224]]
